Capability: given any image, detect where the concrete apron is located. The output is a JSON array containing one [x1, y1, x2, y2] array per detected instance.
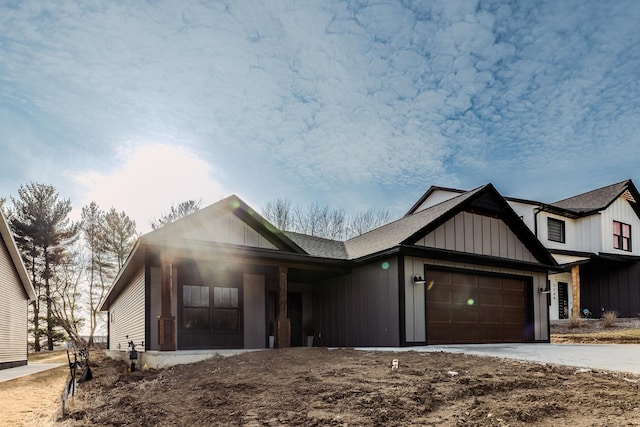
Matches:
[[356, 343, 640, 375], [0, 363, 65, 383]]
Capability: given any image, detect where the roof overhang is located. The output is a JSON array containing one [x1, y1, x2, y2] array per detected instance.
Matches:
[[100, 236, 351, 311], [351, 245, 562, 273], [0, 210, 35, 300]]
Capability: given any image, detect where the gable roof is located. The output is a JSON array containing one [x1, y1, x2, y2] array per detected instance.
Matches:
[[144, 195, 307, 254], [101, 195, 310, 310], [345, 184, 557, 266], [284, 231, 348, 259], [0, 209, 35, 300], [549, 180, 639, 217], [404, 185, 465, 216]]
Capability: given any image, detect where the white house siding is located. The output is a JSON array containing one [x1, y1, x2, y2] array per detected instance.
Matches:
[[0, 236, 28, 367], [603, 198, 640, 255], [404, 257, 549, 342], [537, 212, 602, 253], [413, 189, 462, 213], [109, 267, 145, 352], [548, 272, 573, 321], [415, 211, 535, 263], [508, 200, 537, 231], [174, 211, 277, 249]]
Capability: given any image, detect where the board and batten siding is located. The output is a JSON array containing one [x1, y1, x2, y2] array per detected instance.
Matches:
[[404, 257, 549, 342], [0, 236, 28, 367], [169, 211, 277, 249], [603, 197, 640, 255], [537, 212, 601, 253], [148, 266, 178, 350], [314, 258, 399, 347], [109, 267, 145, 352], [414, 211, 535, 262]]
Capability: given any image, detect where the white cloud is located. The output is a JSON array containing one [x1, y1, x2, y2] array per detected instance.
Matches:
[[74, 144, 226, 233]]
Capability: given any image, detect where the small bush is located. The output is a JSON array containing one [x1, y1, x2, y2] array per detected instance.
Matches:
[[568, 316, 583, 329], [602, 310, 618, 328]]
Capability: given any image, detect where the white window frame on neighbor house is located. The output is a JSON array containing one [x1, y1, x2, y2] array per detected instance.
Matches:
[[613, 220, 632, 252], [547, 217, 566, 243]]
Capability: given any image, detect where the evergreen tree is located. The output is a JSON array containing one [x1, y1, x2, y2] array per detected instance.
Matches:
[[10, 183, 79, 350], [103, 207, 137, 270], [150, 199, 202, 229]]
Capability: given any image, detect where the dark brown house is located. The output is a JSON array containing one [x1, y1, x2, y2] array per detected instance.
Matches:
[[100, 184, 557, 364]]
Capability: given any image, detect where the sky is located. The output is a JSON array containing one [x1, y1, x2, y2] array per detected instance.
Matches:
[[1, 0, 639, 233]]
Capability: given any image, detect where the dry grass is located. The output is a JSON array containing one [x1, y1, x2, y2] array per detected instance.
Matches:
[[568, 315, 584, 329], [602, 310, 619, 328]]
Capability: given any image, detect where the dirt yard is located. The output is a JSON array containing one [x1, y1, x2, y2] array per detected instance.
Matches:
[[4, 319, 640, 426]]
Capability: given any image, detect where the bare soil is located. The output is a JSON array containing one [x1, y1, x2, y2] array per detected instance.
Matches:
[[5, 320, 640, 427]]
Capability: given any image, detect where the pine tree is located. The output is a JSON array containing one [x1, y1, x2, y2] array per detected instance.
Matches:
[[10, 183, 79, 350]]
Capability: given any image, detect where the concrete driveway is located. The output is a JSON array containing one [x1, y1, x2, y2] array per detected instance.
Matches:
[[0, 363, 65, 383], [358, 344, 640, 375]]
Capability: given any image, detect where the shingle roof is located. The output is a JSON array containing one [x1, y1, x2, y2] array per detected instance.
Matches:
[[551, 180, 631, 213], [284, 232, 349, 259], [344, 186, 485, 259]]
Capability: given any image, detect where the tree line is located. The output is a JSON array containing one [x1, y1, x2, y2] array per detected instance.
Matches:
[[2, 183, 389, 351], [261, 197, 393, 240]]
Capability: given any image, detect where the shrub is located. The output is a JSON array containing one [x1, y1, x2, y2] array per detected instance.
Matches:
[[602, 310, 618, 328], [568, 316, 583, 329]]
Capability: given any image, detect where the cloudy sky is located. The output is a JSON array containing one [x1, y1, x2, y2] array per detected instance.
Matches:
[[1, 0, 639, 232]]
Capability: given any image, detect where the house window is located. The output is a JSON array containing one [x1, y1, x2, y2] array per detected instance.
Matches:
[[613, 221, 632, 251], [183, 285, 210, 330], [547, 218, 565, 243], [213, 287, 239, 331]]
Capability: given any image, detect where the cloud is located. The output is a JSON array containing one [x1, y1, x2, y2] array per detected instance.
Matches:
[[74, 144, 226, 233]]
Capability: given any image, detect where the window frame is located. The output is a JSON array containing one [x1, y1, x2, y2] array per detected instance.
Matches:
[[182, 284, 211, 330], [613, 220, 632, 252], [547, 217, 566, 243], [212, 286, 240, 332]]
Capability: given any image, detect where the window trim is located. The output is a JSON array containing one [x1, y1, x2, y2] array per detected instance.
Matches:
[[547, 217, 566, 243], [613, 220, 632, 252]]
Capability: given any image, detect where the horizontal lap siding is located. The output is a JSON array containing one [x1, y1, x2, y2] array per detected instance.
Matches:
[[0, 237, 28, 366], [109, 268, 145, 352]]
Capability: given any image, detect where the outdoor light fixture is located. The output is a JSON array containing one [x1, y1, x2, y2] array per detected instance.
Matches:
[[538, 285, 551, 294], [412, 275, 426, 285]]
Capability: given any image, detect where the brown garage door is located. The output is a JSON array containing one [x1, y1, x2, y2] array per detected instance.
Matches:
[[426, 269, 529, 344]]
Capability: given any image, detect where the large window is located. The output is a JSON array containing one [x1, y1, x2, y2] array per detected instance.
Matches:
[[613, 220, 632, 251], [183, 285, 210, 330], [213, 287, 239, 331], [547, 217, 565, 243]]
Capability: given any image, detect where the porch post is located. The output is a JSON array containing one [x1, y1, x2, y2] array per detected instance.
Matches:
[[571, 265, 581, 319], [159, 261, 176, 351], [275, 265, 290, 348]]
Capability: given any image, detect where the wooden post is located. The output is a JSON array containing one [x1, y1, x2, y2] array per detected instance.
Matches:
[[571, 265, 581, 319], [275, 266, 290, 348], [158, 261, 176, 351]]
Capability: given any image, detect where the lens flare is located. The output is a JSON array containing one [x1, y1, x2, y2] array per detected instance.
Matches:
[[467, 298, 475, 305], [381, 262, 390, 270]]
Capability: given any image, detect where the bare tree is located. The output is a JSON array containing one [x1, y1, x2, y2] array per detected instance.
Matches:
[[261, 198, 391, 240], [348, 208, 392, 237], [151, 199, 202, 229], [262, 198, 294, 231], [51, 249, 85, 345]]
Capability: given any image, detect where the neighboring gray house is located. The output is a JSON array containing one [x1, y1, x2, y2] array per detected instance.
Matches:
[[0, 209, 35, 370], [100, 184, 557, 364]]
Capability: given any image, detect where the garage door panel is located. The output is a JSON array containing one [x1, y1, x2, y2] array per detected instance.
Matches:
[[426, 270, 528, 344]]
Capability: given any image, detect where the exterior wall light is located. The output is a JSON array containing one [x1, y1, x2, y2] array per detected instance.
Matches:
[[412, 275, 426, 285]]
